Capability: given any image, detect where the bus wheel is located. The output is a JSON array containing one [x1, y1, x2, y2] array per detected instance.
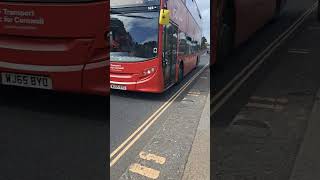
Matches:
[[178, 63, 184, 83], [195, 57, 199, 68], [275, 0, 286, 18], [216, 0, 235, 64]]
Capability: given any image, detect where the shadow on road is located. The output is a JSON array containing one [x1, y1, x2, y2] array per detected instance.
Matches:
[[0, 86, 108, 121]]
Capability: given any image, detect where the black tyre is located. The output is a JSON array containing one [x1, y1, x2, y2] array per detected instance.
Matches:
[[195, 57, 199, 68], [178, 63, 184, 83], [275, 0, 286, 18]]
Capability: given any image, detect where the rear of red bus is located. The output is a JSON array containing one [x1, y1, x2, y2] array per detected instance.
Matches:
[[213, 0, 286, 65], [0, 0, 109, 95]]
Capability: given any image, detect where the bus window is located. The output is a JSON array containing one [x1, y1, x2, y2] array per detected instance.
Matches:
[[111, 12, 159, 62]]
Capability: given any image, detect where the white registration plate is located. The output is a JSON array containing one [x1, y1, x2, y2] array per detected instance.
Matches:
[[111, 84, 127, 90], [1, 72, 52, 90]]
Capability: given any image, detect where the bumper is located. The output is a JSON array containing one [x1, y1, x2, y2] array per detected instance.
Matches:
[[110, 72, 164, 93], [0, 61, 108, 96]]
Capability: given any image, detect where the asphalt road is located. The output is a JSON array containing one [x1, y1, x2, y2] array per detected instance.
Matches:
[[212, 0, 317, 122], [0, 88, 108, 180], [110, 54, 210, 179], [213, 0, 320, 179]]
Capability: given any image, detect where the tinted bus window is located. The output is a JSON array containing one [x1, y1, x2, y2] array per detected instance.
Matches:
[[111, 12, 159, 62], [186, 36, 192, 55], [179, 32, 187, 56]]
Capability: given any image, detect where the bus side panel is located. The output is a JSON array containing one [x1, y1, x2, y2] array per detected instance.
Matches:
[[235, 0, 277, 46], [184, 13, 193, 75], [168, 0, 202, 75], [211, 0, 218, 65]]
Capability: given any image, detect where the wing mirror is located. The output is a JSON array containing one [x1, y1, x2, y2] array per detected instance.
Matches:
[[159, 9, 170, 25]]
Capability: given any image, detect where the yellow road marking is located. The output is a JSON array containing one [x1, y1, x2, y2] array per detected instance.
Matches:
[[308, 25, 320, 30], [246, 102, 284, 111], [129, 163, 160, 179], [110, 64, 209, 167], [211, 2, 317, 115], [187, 91, 201, 97], [250, 96, 288, 104], [187, 94, 199, 97], [277, 98, 289, 104], [188, 91, 201, 95], [139, 151, 166, 165], [288, 49, 311, 54], [251, 96, 276, 102]]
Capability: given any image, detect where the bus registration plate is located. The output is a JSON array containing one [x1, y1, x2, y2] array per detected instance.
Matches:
[[111, 84, 127, 90], [1, 72, 52, 90]]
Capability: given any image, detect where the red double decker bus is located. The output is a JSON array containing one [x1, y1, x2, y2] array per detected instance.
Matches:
[[212, 0, 287, 64], [110, 0, 202, 93], [0, 0, 109, 95]]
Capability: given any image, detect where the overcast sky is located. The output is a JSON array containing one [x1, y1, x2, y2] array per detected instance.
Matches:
[[197, 0, 210, 43]]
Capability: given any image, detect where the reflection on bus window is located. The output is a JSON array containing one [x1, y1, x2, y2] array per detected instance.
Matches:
[[111, 12, 159, 62]]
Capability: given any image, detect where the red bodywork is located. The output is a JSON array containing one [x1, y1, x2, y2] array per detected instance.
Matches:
[[0, 1, 109, 96], [111, 58, 164, 92], [110, 0, 202, 93], [212, 0, 285, 65]]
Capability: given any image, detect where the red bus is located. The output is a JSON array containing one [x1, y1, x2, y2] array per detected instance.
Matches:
[[212, 0, 287, 64], [110, 0, 202, 93], [0, 0, 109, 96]]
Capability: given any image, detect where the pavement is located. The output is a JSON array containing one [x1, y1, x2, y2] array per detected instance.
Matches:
[[290, 89, 320, 180], [213, 0, 320, 179], [110, 54, 210, 179], [110, 55, 209, 153], [118, 68, 210, 180], [182, 94, 210, 180]]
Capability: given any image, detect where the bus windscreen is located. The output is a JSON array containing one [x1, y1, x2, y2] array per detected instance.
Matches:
[[111, 12, 159, 62]]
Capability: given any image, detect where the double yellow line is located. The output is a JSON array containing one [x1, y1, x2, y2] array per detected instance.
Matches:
[[211, 2, 317, 115], [110, 63, 209, 167]]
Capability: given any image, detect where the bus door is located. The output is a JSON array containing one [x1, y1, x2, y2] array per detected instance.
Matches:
[[162, 23, 178, 87]]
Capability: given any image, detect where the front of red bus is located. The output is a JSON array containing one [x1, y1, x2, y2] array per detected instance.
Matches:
[[0, 0, 109, 95], [110, 0, 165, 93]]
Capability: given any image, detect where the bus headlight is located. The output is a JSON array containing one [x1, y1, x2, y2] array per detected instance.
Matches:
[[142, 67, 156, 77]]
